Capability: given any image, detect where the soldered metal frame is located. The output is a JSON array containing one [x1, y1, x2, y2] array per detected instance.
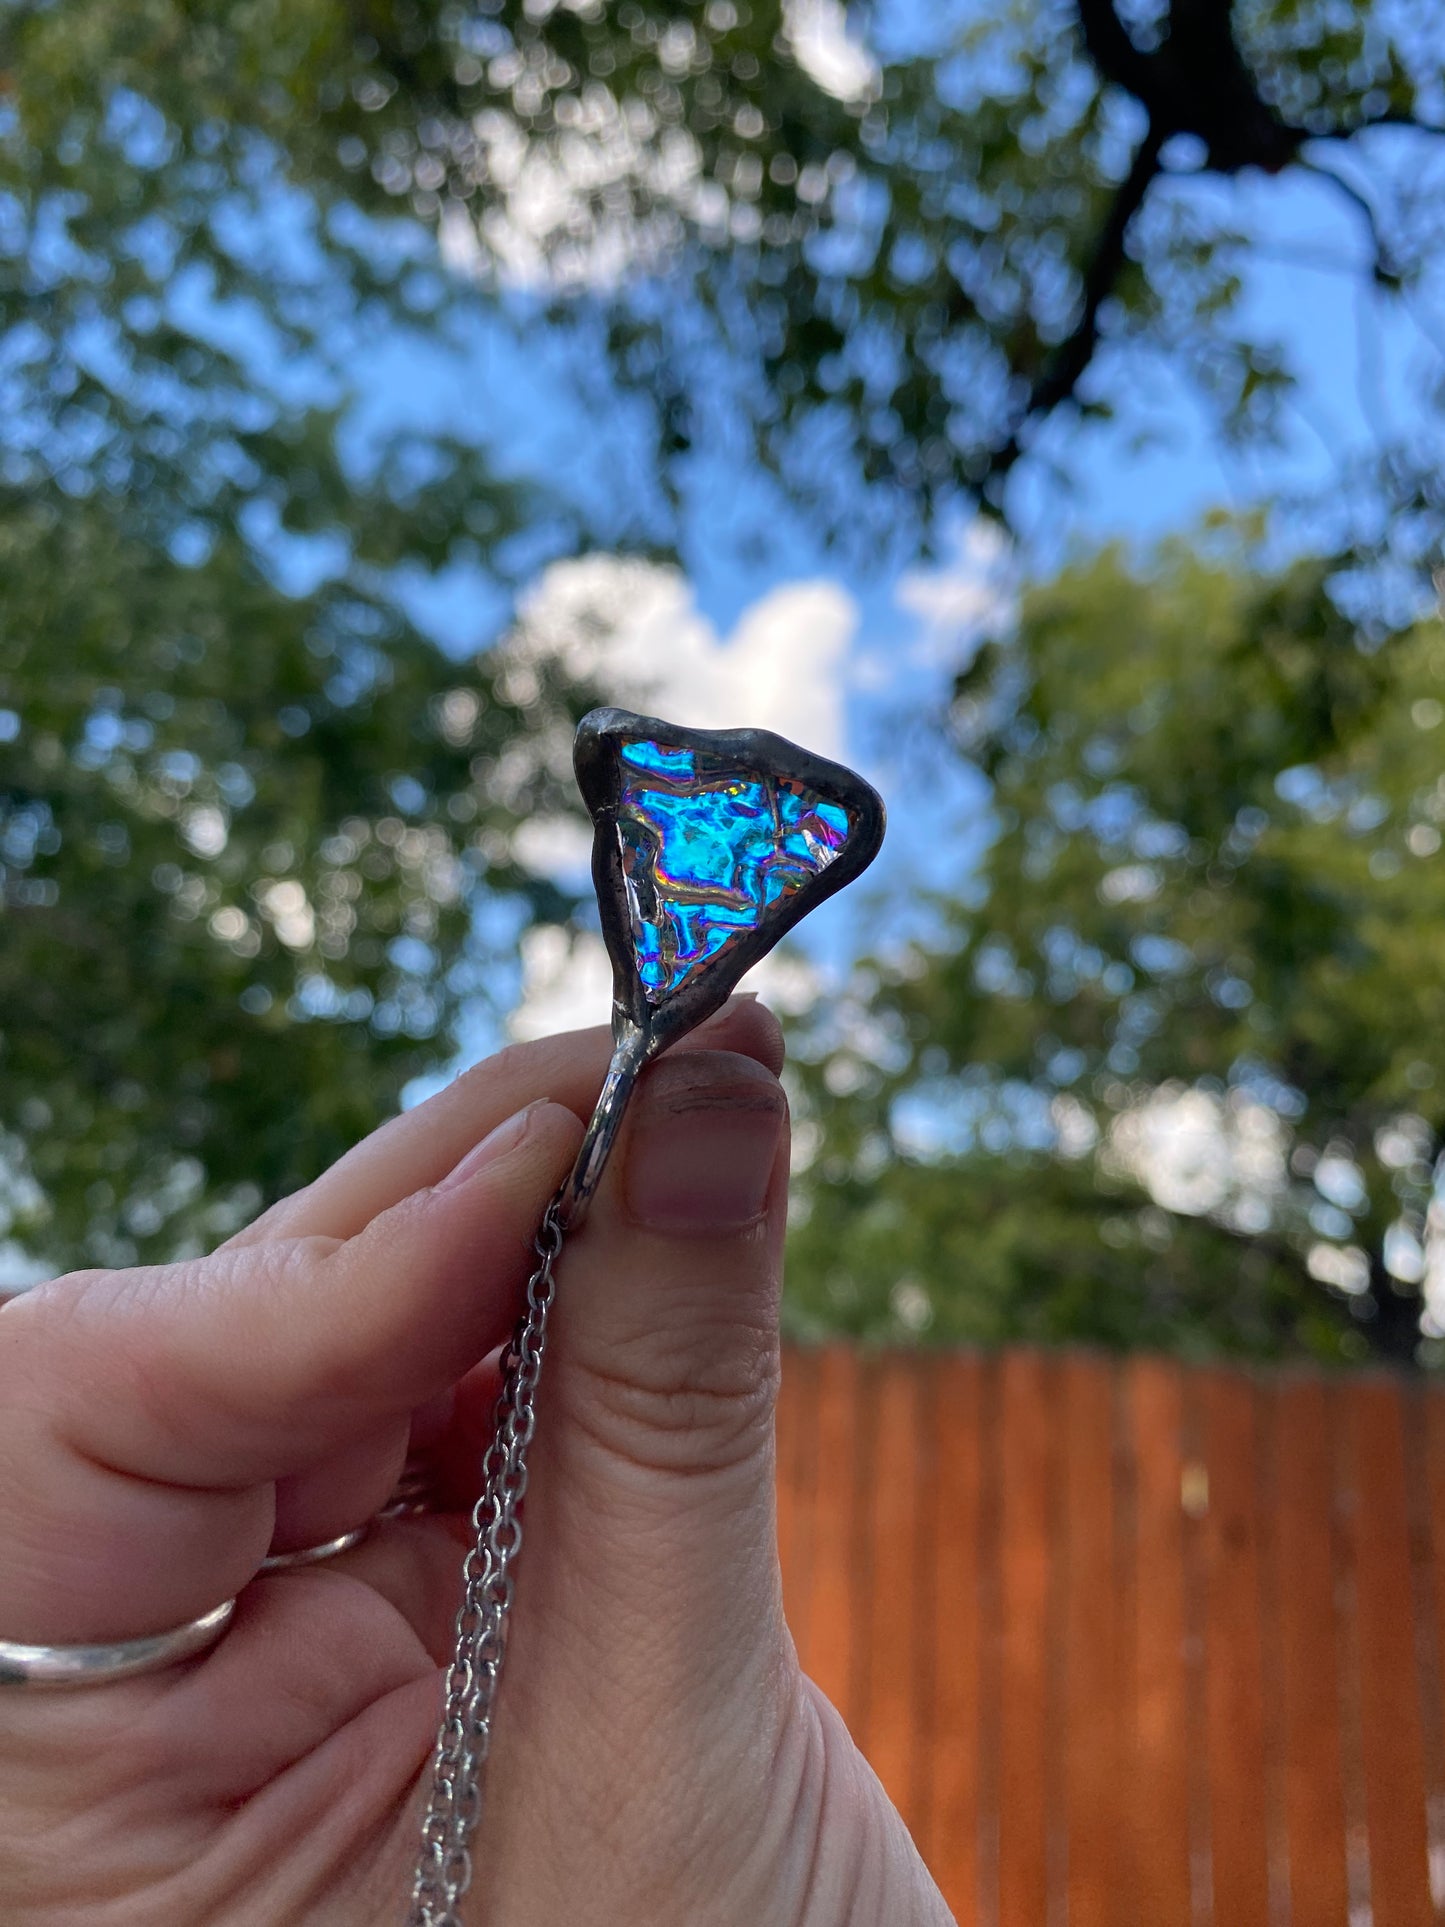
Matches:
[[556, 706, 886, 1224]]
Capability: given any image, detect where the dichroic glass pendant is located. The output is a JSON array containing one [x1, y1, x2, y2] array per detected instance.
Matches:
[[615, 738, 853, 1001]]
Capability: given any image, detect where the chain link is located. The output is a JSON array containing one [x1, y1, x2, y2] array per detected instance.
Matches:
[[406, 1193, 567, 1927]]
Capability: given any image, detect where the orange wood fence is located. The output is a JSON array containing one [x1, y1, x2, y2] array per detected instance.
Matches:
[[775, 1347, 1445, 1927]]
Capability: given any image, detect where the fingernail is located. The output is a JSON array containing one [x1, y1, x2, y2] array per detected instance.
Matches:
[[436, 1102, 542, 1191], [626, 1070, 785, 1232]]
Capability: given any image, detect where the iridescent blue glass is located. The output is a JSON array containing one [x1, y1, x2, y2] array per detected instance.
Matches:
[[616, 738, 853, 1001]]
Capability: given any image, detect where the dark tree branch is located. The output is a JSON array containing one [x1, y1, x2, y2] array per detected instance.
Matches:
[[1297, 153, 1402, 287], [977, 0, 1304, 499], [972, 0, 1442, 501], [987, 118, 1166, 491], [1073, 0, 1157, 100], [1033, 119, 1167, 417], [1079, 0, 1303, 172]]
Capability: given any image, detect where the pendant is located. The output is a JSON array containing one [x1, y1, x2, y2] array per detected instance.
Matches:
[[559, 706, 886, 1222]]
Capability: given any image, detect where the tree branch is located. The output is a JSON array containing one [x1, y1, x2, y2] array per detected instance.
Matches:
[[1074, 0, 1157, 100], [1297, 153, 1402, 287], [1079, 0, 1302, 171], [986, 118, 1166, 493], [972, 0, 1439, 500]]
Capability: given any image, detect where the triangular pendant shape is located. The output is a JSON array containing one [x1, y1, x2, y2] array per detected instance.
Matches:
[[575, 708, 885, 1059]]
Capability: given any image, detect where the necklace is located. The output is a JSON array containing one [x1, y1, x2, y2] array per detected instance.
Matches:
[[406, 706, 884, 1925]]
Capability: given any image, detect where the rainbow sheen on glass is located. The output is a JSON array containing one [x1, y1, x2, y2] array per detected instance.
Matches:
[[616, 739, 852, 1002]]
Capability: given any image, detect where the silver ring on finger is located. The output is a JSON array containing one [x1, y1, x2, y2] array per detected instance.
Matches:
[[0, 1598, 235, 1690], [258, 1523, 370, 1570]]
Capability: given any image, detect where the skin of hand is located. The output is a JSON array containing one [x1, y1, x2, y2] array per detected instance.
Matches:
[[0, 999, 954, 1927]]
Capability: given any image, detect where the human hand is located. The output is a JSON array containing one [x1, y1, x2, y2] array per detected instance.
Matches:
[[0, 1000, 953, 1926]]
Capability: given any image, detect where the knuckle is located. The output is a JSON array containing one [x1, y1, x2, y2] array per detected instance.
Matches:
[[216, 1188, 304, 1248], [563, 1328, 780, 1479]]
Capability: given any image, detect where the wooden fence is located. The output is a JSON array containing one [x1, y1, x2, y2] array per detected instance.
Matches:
[[775, 1347, 1445, 1927]]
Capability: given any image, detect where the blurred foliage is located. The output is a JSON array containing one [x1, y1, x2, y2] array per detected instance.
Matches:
[[88, 0, 1435, 548], [0, 483, 585, 1269], [786, 534, 1445, 1366], [0, 0, 592, 1268], [9, 0, 1440, 543]]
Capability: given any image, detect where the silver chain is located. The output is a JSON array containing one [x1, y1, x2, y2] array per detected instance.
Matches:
[[406, 1193, 567, 1927]]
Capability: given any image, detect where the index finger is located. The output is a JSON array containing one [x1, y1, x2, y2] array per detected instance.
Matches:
[[0, 1099, 583, 1643], [228, 996, 784, 1250]]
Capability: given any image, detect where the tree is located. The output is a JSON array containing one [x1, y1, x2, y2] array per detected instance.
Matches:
[[14, 2, 1440, 542], [285, 0, 1445, 549], [785, 534, 1445, 1366], [1, 2, 591, 1269], [0, 481, 590, 1271]]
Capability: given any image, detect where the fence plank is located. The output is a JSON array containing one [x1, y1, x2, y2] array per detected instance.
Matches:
[[996, 1350, 1057, 1927], [927, 1353, 985, 1926], [1426, 1390, 1445, 1692], [1423, 1389, 1445, 1919], [1062, 1355, 1123, 1927], [1272, 1376, 1352, 1925], [1198, 1369, 1273, 1925], [861, 1355, 928, 1836], [804, 1345, 862, 1729], [779, 1348, 1442, 1927], [1348, 1377, 1433, 1927], [1125, 1356, 1194, 1927]]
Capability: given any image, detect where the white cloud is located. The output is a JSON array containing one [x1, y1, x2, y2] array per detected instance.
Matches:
[[1384, 1219, 1427, 1285], [503, 557, 860, 1010], [1314, 1152, 1366, 1212], [1306, 1241, 1370, 1295], [1099, 863, 1163, 905], [748, 950, 823, 1017], [509, 926, 615, 1042], [1424, 1190, 1445, 1335], [895, 518, 1012, 669], [439, 94, 724, 292], [509, 814, 594, 889], [511, 554, 856, 759], [1051, 1093, 1100, 1159], [850, 649, 896, 693], [0, 1241, 51, 1293]]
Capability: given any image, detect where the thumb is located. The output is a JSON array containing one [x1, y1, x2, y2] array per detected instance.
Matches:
[[556, 1045, 789, 1486], [484, 1047, 796, 1894]]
